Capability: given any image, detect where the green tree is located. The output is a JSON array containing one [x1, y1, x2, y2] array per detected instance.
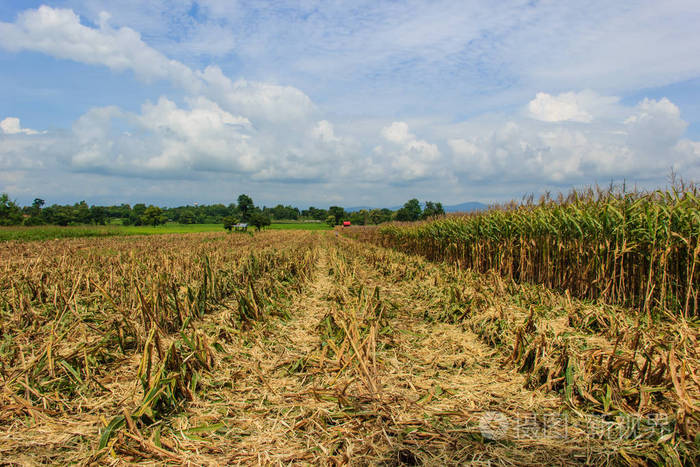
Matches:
[[325, 215, 336, 228], [328, 206, 345, 225], [23, 215, 44, 226], [128, 203, 147, 225], [349, 209, 368, 225], [110, 204, 131, 222], [302, 206, 328, 220], [75, 201, 91, 224], [132, 203, 147, 216], [369, 208, 393, 225], [223, 215, 239, 232], [237, 194, 254, 221], [0, 193, 23, 226], [31, 198, 45, 216], [89, 205, 108, 225], [270, 204, 300, 220], [141, 206, 166, 227], [131, 203, 147, 222], [43, 205, 75, 226], [249, 212, 271, 231], [179, 209, 197, 224], [421, 201, 445, 219], [395, 199, 422, 221]]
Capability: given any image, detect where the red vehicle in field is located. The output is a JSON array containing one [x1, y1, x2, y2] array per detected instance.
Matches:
[[342, 221, 351, 227]]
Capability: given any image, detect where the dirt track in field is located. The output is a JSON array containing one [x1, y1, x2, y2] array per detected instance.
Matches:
[[193, 236, 606, 465]]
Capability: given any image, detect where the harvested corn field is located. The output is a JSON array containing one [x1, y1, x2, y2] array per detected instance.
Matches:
[[1, 230, 698, 464]]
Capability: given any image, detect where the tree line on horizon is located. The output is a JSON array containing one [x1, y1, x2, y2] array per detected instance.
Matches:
[[0, 193, 445, 228]]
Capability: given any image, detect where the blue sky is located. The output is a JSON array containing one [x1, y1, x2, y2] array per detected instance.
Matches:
[[1, 1, 699, 207]]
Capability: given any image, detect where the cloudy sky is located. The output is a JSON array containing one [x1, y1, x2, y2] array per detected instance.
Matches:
[[1, 1, 699, 207]]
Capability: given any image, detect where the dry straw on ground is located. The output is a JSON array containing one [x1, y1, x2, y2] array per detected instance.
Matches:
[[0, 229, 697, 465]]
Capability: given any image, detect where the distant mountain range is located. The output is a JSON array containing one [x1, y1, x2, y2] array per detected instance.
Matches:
[[443, 201, 488, 213], [345, 201, 488, 213]]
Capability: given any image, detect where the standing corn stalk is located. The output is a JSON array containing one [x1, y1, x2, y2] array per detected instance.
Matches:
[[353, 185, 699, 317]]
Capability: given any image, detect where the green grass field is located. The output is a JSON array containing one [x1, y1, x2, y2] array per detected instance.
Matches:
[[0, 225, 122, 242], [0, 222, 331, 242]]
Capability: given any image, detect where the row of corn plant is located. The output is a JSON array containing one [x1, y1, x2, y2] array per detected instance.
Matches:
[[348, 185, 699, 317]]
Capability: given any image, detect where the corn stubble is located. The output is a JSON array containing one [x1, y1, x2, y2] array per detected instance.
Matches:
[[0, 205, 698, 465], [0, 231, 317, 463]]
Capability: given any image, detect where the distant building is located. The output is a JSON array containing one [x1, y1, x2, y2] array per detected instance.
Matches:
[[234, 223, 248, 231]]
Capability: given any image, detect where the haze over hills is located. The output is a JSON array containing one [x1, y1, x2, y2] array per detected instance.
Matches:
[[442, 202, 488, 213], [345, 201, 488, 213]]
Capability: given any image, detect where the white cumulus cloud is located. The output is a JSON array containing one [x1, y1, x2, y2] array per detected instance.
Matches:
[[448, 94, 700, 184], [0, 6, 196, 87], [311, 120, 339, 143], [0, 6, 335, 183], [527, 90, 620, 123], [1, 3, 699, 205], [0, 117, 40, 135], [625, 97, 688, 153], [378, 122, 442, 181]]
